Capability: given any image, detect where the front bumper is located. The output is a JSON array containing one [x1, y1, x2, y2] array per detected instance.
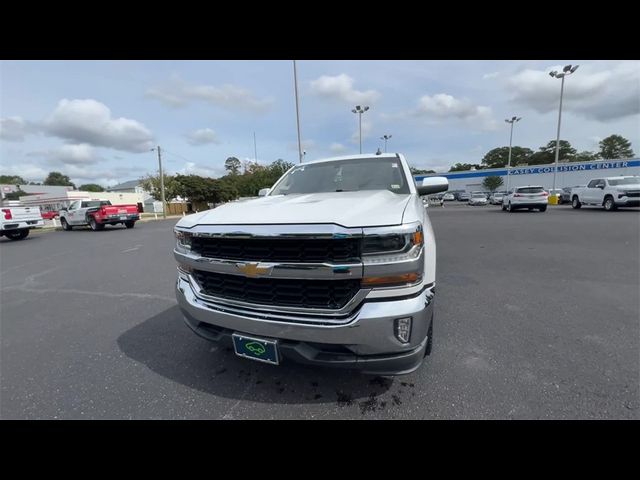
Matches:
[[176, 274, 434, 375], [616, 198, 640, 207]]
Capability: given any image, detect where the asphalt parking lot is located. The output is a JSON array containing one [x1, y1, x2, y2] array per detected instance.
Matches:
[[1, 205, 638, 419]]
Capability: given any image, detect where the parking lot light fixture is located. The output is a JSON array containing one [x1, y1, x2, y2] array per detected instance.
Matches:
[[504, 116, 521, 193], [380, 134, 392, 153], [352, 105, 370, 154], [549, 64, 579, 194]]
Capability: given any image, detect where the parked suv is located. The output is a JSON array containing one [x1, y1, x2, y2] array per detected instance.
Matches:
[[173, 154, 448, 375], [502, 186, 548, 212], [570, 176, 640, 211]]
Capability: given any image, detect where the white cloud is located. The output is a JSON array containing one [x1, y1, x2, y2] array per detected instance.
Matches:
[[0, 117, 33, 141], [185, 128, 221, 146], [147, 76, 274, 113], [506, 62, 640, 121], [310, 74, 380, 105], [393, 93, 498, 131], [483, 72, 500, 80], [44, 99, 154, 153], [329, 142, 348, 154], [177, 161, 223, 178], [0, 163, 49, 182], [48, 144, 100, 165]]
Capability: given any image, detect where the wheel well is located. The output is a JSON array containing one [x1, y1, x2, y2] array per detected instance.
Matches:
[[572, 195, 579, 201], [602, 194, 614, 205]]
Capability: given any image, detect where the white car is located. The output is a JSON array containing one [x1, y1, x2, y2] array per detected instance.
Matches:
[[468, 192, 488, 206], [174, 153, 448, 375], [442, 193, 455, 201], [489, 192, 504, 204], [502, 186, 548, 212]]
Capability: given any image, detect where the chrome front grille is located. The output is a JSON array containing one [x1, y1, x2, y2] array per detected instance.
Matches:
[[190, 236, 361, 263]]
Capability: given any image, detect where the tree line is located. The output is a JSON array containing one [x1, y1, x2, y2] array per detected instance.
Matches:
[[449, 134, 635, 172], [139, 158, 295, 205]]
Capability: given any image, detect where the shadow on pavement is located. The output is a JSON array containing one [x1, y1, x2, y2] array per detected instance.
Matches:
[[117, 305, 396, 408]]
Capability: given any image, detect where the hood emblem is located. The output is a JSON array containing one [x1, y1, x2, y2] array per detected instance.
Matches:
[[235, 262, 272, 278]]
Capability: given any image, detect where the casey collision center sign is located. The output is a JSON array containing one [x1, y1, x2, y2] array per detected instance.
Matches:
[[509, 160, 637, 175]]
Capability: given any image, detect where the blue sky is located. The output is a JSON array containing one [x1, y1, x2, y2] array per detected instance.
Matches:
[[1, 60, 638, 187]]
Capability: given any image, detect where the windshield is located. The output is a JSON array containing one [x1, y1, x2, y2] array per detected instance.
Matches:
[[472, 194, 485, 198], [269, 157, 410, 195], [608, 177, 640, 186], [517, 187, 544, 194]]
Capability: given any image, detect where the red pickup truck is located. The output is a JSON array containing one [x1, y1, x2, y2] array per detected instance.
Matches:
[[59, 200, 140, 231]]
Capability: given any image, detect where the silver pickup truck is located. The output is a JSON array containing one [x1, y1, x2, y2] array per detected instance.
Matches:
[[173, 154, 448, 375]]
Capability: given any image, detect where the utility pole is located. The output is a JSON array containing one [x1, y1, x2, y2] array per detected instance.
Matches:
[[293, 60, 303, 163], [504, 117, 521, 193], [151, 146, 167, 219], [352, 105, 369, 154], [253, 132, 258, 164]]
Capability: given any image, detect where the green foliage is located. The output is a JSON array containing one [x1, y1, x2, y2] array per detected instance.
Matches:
[[573, 151, 601, 163], [482, 176, 504, 192], [224, 157, 242, 175], [410, 166, 436, 175], [598, 135, 634, 159], [528, 140, 577, 165], [482, 146, 533, 168], [449, 163, 482, 172], [139, 174, 182, 201], [0, 175, 26, 185], [43, 171, 75, 188], [79, 183, 105, 192]]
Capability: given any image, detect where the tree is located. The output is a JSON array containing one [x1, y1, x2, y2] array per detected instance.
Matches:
[[599, 135, 634, 159], [573, 151, 601, 163], [0, 175, 26, 185], [449, 163, 482, 172], [174, 174, 218, 203], [224, 157, 241, 175], [482, 176, 504, 192], [529, 140, 577, 165], [79, 183, 105, 192], [44, 171, 75, 188], [139, 174, 181, 201], [269, 159, 295, 178], [481, 146, 533, 168], [410, 166, 436, 175]]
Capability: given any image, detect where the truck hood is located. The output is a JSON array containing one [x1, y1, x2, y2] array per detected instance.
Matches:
[[178, 190, 412, 228]]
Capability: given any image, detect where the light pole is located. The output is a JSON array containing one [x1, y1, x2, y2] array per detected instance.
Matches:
[[150, 146, 166, 219], [380, 134, 392, 153], [293, 60, 303, 163], [351, 105, 369, 154], [549, 64, 579, 195], [504, 116, 521, 193]]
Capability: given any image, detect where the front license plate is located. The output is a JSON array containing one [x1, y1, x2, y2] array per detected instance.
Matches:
[[120, 216, 128, 220], [232, 334, 279, 365]]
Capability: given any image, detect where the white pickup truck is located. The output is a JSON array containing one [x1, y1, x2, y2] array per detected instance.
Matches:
[[570, 176, 640, 211], [173, 153, 449, 375], [0, 202, 44, 240]]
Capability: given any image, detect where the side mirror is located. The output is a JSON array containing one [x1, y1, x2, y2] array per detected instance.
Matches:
[[258, 188, 270, 197], [598, 184, 605, 189], [416, 177, 448, 196]]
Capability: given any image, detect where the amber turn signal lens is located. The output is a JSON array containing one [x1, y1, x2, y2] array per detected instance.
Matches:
[[361, 272, 421, 287], [412, 230, 423, 245]]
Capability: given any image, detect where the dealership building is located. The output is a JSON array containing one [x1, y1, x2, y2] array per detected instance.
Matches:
[[414, 158, 640, 193]]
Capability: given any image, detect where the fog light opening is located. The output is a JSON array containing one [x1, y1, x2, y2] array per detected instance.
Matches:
[[394, 317, 412, 344]]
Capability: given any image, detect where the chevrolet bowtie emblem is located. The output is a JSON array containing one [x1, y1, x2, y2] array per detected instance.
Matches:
[[235, 262, 272, 278]]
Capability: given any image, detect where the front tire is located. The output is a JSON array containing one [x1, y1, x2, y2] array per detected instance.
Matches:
[[6, 229, 29, 240], [61, 218, 72, 231], [502, 203, 507, 211], [603, 196, 616, 211], [572, 196, 581, 209], [507, 202, 514, 212]]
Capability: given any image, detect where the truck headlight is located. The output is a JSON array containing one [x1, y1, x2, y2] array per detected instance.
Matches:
[[362, 225, 423, 255], [174, 229, 193, 253]]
